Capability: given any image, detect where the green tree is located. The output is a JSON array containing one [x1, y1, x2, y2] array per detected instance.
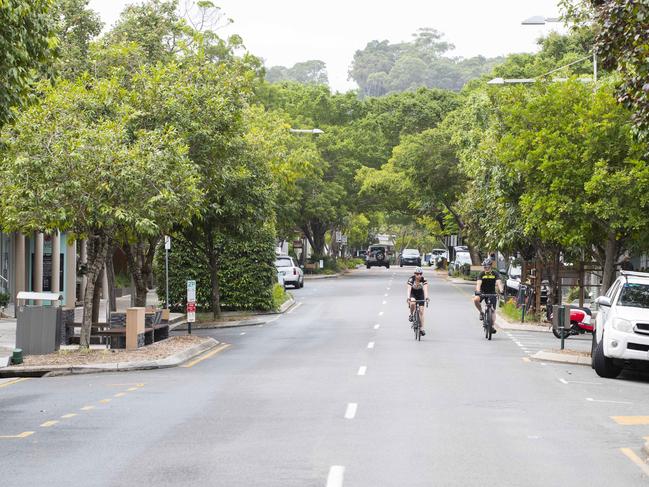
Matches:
[[494, 80, 649, 291], [266, 60, 329, 85], [0, 77, 202, 347], [349, 28, 502, 97], [52, 0, 103, 79], [130, 60, 272, 318], [589, 0, 649, 141], [0, 0, 57, 125]]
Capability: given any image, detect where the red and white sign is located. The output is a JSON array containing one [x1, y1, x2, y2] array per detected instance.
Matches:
[[187, 280, 196, 323]]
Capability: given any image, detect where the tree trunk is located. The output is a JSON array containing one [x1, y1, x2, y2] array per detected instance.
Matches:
[[123, 237, 159, 308], [311, 222, 327, 257], [106, 248, 117, 312], [79, 234, 110, 349], [206, 229, 221, 319], [601, 230, 618, 294], [91, 271, 102, 325]]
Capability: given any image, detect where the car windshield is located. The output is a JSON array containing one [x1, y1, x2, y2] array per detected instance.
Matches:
[[403, 249, 419, 256], [617, 283, 649, 309], [275, 259, 292, 268]]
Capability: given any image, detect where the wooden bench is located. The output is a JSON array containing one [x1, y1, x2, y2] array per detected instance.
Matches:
[[65, 309, 169, 348]]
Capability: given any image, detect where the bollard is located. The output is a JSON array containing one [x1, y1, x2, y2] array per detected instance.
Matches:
[[12, 348, 23, 365]]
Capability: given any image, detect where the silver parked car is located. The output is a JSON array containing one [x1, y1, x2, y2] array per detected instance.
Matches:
[[275, 255, 304, 288]]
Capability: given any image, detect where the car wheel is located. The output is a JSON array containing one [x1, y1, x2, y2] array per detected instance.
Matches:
[[400, 263, 403, 267], [299, 278, 304, 288], [366, 264, 370, 269], [593, 338, 622, 379], [386, 264, 390, 269], [590, 331, 597, 369]]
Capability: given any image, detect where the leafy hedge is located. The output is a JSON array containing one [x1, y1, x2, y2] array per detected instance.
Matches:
[[154, 226, 276, 312]]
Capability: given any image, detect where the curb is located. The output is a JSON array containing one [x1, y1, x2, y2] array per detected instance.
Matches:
[[304, 273, 340, 280], [170, 297, 296, 331], [643, 440, 649, 459], [0, 338, 220, 378], [530, 350, 592, 366], [495, 311, 551, 333]]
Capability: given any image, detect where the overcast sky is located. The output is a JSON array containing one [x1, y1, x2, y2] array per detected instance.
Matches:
[[88, 0, 565, 92]]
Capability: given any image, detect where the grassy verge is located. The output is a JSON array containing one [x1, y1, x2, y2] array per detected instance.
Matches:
[[272, 283, 291, 311], [500, 299, 523, 322], [500, 298, 543, 323]]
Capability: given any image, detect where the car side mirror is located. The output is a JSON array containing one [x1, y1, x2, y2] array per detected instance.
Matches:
[[595, 296, 612, 307]]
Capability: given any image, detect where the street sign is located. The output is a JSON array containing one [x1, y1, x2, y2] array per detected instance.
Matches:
[[335, 231, 342, 243], [186, 280, 196, 328], [293, 240, 303, 248], [341, 235, 348, 245], [187, 280, 196, 303], [164, 235, 171, 250]]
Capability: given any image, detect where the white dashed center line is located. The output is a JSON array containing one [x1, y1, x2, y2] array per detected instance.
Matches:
[[374, 324, 380, 330], [367, 342, 375, 349], [327, 466, 345, 487], [345, 403, 358, 419], [358, 366, 367, 376]]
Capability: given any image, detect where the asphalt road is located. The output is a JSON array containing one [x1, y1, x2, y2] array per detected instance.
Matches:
[[2, 268, 649, 486]]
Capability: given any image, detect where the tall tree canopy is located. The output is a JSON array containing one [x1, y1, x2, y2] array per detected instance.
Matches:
[[0, 0, 57, 125], [349, 28, 503, 97], [266, 60, 329, 85]]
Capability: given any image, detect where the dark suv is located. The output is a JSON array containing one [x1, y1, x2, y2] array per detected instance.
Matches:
[[366, 245, 390, 269]]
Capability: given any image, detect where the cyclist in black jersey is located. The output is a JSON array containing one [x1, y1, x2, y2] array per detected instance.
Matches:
[[473, 258, 503, 332], [406, 267, 429, 335]]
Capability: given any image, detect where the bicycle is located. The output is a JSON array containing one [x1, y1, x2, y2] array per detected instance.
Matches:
[[409, 299, 428, 341], [477, 293, 499, 340]]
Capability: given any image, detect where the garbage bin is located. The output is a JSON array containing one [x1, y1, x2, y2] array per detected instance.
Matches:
[[15, 291, 64, 355]]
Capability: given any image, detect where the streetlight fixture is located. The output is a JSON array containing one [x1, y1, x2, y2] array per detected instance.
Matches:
[[520, 14, 597, 83], [289, 128, 324, 134], [521, 15, 560, 25]]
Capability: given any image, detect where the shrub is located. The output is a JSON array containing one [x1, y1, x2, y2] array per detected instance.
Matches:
[[154, 225, 276, 312], [272, 283, 290, 310]]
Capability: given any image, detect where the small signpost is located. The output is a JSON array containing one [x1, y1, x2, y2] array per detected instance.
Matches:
[[186, 280, 196, 335], [164, 236, 171, 309]]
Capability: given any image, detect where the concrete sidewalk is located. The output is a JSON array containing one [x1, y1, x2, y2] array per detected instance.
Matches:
[[0, 290, 184, 366], [0, 293, 297, 375]]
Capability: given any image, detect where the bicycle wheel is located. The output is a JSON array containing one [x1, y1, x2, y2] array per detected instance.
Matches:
[[413, 314, 420, 340], [485, 308, 493, 341]]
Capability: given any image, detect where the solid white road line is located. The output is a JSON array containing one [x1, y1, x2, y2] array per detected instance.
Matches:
[[345, 403, 358, 419], [288, 302, 303, 314], [367, 342, 375, 349], [327, 466, 345, 487], [586, 397, 633, 405], [358, 366, 367, 376]]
